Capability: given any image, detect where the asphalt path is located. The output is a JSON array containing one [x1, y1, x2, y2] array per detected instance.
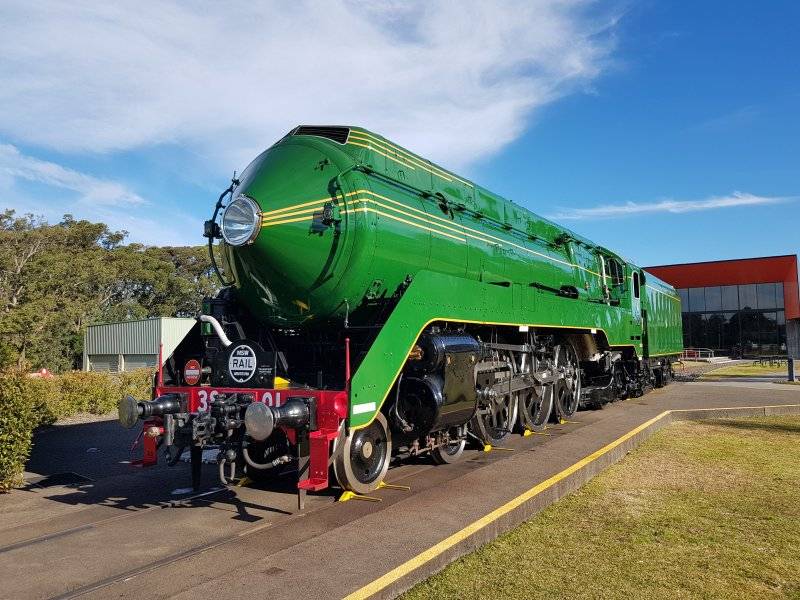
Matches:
[[2, 381, 799, 599]]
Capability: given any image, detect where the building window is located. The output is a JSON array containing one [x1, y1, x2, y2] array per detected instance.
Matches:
[[678, 288, 689, 312], [721, 285, 739, 311], [677, 283, 789, 356], [739, 284, 757, 310], [756, 283, 777, 309], [705, 286, 722, 311], [688, 287, 705, 312]]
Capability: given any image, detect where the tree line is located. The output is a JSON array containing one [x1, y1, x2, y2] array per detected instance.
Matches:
[[0, 210, 218, 372]]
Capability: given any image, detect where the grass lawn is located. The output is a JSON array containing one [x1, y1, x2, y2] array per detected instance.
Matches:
[[701, 363, 789, 378], [403, 416, 800, 600]]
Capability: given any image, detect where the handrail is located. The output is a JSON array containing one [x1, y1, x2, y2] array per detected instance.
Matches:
[[681, 347, 716, 360]]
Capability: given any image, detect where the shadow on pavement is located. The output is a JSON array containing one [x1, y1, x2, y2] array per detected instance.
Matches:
[[19, 419, 307, 519]]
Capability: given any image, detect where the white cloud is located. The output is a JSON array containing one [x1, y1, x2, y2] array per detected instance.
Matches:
[[547, 191, 792, 220], [0, 144, 204, 246], [0, 144, 145, 206], [0, 1, 616, 171]]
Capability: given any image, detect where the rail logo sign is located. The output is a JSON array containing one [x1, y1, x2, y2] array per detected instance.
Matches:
[[183, 359, 201, 385], [229, 344, 257, 383]]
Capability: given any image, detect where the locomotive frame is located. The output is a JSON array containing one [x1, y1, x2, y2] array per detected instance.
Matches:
[[119, 125, 682, 504]]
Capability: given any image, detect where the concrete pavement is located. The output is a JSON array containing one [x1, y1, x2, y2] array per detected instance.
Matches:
[[3, 381, 799, 599]]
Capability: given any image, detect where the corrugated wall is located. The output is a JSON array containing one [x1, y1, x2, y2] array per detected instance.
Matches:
[[85, 319, 160, 355]]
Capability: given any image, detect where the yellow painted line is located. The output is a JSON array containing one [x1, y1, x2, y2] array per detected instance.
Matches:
[[260, 200, 468, 243], [344, 403, 800, 599], [356, 197, 497, 246], [261, 195, 334, 218]]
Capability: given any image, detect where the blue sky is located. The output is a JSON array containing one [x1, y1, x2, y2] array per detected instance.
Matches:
[[1, 1, 797, 267]]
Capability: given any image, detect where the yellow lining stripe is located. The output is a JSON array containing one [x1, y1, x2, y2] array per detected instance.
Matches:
[[260, 189, 600, 278], [645, 284, 681, 303], [348, 140, 420, 172], [262, 206, 324, 222], [355, 197, 494, 246], [349, 132, 469, 186], [351, 317, 629, 432], [348, 206, 466, 242], [355, 189, 595, 275], [343, 403, 800, 600], [260, 214, 320, 227], [260, 190, 361, 219], [351, 130, 474, 188]]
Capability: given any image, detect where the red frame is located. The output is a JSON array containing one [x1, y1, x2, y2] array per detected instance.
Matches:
[[149, 384, 348, 492]]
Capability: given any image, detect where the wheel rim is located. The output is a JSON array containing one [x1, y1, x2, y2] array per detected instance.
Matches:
[[334, 412, 392, 493], [554, 343, 581, 419], [472, 356, 517, 445], [516, 349, 553, 432], [519, 385, 553, 431]]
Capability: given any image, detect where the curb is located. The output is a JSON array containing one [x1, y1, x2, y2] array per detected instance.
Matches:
[[346, 404, 800, 599]]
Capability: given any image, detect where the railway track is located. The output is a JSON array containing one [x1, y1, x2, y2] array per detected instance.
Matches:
[[3, 423, 576, 599]]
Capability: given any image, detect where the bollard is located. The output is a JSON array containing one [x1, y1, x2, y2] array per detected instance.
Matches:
[[789, 358, 796, 382]]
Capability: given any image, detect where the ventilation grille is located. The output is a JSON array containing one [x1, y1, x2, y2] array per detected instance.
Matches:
[[292, 126, 350, 144]]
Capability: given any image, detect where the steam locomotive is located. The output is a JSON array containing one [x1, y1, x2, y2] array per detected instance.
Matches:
[[119, 126, 682, 504]]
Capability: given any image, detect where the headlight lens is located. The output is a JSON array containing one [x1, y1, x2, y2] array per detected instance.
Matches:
[[221, 195, 261, 246]]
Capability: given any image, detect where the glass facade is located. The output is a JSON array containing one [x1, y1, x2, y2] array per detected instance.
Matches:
[[678, 282, 787, 356]]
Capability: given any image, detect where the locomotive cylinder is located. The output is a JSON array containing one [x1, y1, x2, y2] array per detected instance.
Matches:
[[397, 334, 480, 436]]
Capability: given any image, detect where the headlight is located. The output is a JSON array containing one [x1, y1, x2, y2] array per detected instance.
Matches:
[[221, 195, 261, 246]]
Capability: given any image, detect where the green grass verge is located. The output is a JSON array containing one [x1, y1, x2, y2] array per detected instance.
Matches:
[[701, 363, 788, 377], [403, 416, 800, 600]]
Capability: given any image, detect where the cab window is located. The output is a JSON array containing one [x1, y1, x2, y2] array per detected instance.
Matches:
[[607, 259, 624, 287], [633, 272, 640, 299]]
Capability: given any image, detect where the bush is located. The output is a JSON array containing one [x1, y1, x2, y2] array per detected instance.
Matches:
[[0, 368, 155, 491], [26, 376, 63, 426], [59, 371, 121, 415], [119, 368, 154, 401], [53, 368, 154, 419], [0, 373, 37, 491]]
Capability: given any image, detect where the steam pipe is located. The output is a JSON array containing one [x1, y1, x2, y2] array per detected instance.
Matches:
[[199, 314, 233, 348]]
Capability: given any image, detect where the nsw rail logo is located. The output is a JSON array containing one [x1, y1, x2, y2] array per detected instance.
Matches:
[[228, 344, 257, 383]]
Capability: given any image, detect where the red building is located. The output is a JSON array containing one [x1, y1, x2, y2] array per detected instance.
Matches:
[[646, 255, 800, 358]]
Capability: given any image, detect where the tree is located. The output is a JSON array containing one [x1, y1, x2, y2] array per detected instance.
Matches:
[[0, 210, 218, 372]]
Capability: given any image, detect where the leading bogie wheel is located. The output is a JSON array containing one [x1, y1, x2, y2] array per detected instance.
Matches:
[[431, 436, 466, 464], [334, 412, 392, 494], [553, 340, 581, 421]]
